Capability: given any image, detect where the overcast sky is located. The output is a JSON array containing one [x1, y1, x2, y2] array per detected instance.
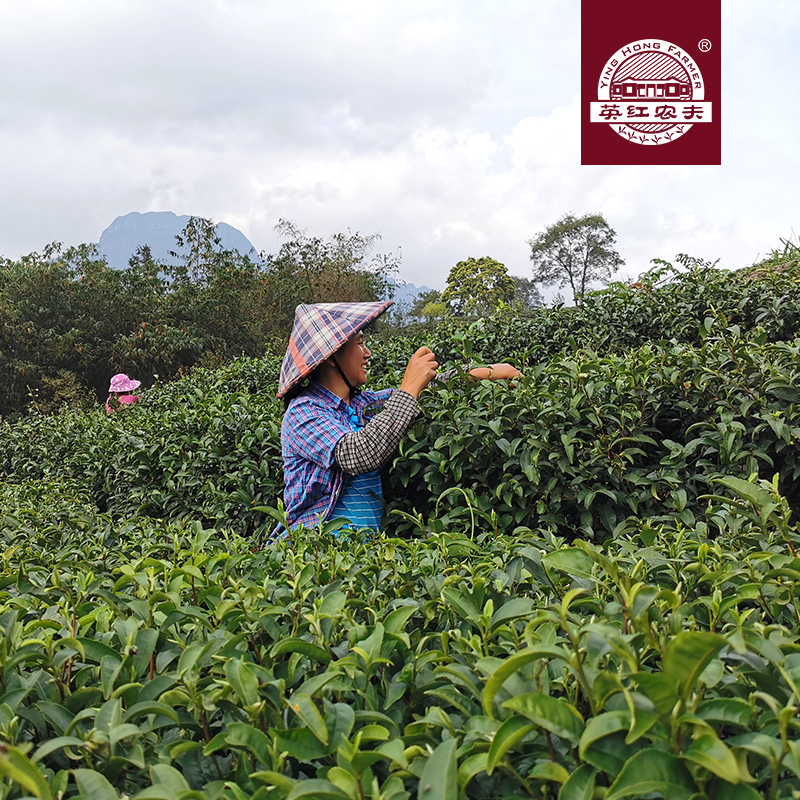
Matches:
[[1, 0, 798, 292]]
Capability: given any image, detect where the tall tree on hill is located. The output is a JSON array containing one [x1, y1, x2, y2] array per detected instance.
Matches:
[[266, 219, 401, 329], [528, 213, 624, 304], [441, 256, 515, 316], [409, 289, 447, 323], [510, 276, 544, 311]]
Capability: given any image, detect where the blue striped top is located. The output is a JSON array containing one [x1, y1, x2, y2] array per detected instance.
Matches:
[[329, 403, 383, 533]]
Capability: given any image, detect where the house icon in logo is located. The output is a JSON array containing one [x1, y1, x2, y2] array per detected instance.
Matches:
[[610, 76, 692, 101]]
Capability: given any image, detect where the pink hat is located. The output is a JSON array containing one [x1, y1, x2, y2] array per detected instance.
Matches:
[[109, 373, 141, 393], [277, 301, 393, 398]]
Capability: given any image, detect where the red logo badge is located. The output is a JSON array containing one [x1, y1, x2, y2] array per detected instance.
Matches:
[[581, 1, 720, 165]]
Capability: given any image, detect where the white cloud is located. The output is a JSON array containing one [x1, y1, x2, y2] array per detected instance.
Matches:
[[0, 0, 797, 296]]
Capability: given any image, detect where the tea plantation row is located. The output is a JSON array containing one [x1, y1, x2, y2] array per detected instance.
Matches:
[[1, 477, 800, 799], [1, 310, 799, 543]]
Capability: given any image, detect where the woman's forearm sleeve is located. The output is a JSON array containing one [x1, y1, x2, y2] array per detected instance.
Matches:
[[434, 367, 457, 382], [334, 389, 419, 475]]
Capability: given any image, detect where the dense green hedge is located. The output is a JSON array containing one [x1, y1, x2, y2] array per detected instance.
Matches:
[[0, 474, 799, 798], [412, 253, 800, 368], [1, 307, 799, 542], [389, 318, 800, 539], [0, 356, 285, 534]]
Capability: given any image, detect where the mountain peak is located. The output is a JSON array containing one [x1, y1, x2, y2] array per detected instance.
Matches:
[[97, 211, 258, 268]]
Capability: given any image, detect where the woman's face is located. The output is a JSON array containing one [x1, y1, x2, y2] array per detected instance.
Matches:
[[337, 331, 371, 387]]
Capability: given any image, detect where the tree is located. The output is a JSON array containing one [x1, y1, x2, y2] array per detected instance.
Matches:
[[419, 299, 448, 322], [409, 289, 447, 323], [441, 257, 515, 317], [168, 216, 242, 285], [510, 276, 543, 311], [266, 220, 401, 329], [528, 213, 624, 303]]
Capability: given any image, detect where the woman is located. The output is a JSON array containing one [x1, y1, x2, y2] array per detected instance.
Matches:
[[106, 373, 141, 414], [276, 301, 519, 535]]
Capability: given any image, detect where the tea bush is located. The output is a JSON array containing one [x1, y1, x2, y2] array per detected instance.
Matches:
[[0, 355, 285, 533], [389, 318, 800, 539], [4, 319, 800, 541], [417, 252, 800, 369], [0, 476, 799, 799]]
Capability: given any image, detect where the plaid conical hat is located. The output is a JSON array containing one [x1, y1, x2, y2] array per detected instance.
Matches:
[[277, 301, 393, 398]]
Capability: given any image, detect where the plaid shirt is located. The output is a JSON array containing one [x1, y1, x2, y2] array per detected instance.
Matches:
[[281, 382, 418, 530]]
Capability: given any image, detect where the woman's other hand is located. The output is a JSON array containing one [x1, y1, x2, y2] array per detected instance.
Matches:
[[488, 363, 521, 380], [467, 363, 521, 381], [400, 346, 439, 398]]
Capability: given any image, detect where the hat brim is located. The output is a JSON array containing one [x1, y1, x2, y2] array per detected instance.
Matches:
[[276, 301, 393, 398], [110, 380, 141, 392]]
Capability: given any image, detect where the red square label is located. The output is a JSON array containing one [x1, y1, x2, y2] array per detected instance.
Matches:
[[581, 0, 721, 165]]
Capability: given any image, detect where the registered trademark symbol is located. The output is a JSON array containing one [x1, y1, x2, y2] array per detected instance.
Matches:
[[698, 39, 712, 52]]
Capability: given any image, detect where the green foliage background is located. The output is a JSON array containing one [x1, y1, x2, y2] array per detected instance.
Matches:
[[0, 218, 398, 417]]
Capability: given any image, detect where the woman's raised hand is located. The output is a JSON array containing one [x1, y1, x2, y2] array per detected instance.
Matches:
[[400, 346, 439, 398]]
